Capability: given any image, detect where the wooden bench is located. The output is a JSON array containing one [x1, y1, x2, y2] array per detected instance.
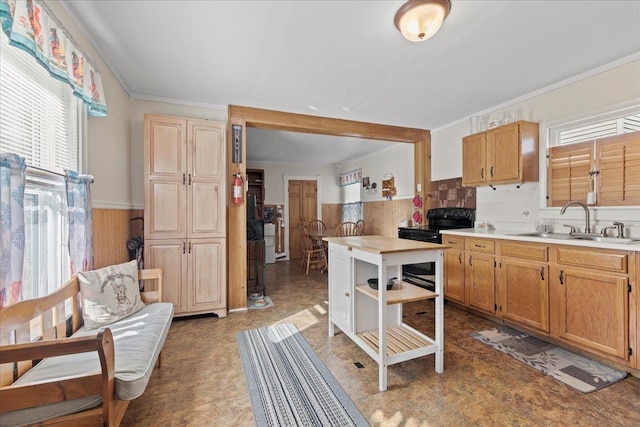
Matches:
[[0, 268, 170, 427]]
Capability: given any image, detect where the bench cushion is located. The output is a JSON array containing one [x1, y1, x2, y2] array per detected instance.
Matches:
[[1, 302, 173, 427]]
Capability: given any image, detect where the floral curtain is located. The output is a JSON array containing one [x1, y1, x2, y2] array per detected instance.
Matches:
[[342, 202, 362, 223], [0, 153, 26, 309], [0, 0, 108, 116], [65, 170, 93, 275]]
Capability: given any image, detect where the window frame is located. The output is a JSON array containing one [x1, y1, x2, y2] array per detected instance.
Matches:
[[1, 31, 87, 301], [539, 99, 640, 213]]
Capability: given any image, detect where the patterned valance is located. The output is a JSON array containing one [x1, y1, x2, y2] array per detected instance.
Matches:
[[0, 0, 108, 116], [338, 168, 362, 187]]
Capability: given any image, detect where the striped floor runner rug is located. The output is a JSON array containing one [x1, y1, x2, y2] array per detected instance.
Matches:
[[237, 323, 369, 426]]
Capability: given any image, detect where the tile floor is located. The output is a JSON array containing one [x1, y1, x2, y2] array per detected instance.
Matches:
[[121, 261, 640, 426]]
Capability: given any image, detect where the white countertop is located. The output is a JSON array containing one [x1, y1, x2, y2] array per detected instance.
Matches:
[[440, 228, 640, 252]]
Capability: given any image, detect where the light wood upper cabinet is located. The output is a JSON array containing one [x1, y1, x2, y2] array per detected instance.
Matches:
[[145, 116, 187, 239], [144, 114, 227, 318], [145, 115, 226, 239], [462, 121, 539, 187], [462, 133, 487, 186]]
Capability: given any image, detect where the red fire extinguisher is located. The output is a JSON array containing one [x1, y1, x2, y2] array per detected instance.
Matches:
[[233, 172, 244, 204]]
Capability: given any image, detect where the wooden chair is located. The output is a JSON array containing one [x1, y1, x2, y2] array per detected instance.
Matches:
[[307, 220, 326, 249], [299, 225, 328, 274], [335, 221, 359, 237], [356, 219, 365, 235]]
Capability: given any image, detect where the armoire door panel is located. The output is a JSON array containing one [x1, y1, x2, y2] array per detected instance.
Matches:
[[145, 240, 187, 314], [189, 182, 224, 237], [148, 181, 186, 238], [147, 118, 186, 177], [189, 122, 225, 180], [189, 239, 226, 311]]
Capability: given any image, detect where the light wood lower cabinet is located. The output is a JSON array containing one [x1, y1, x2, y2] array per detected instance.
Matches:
[[441, 233, 637, 369], [465, 239, 495, 315], [500, 258, 549, 333], [443, 236, 465, 304], [498, 241, 549, 333], [146, 238, 227, 317], [550, 246, 630, 363]]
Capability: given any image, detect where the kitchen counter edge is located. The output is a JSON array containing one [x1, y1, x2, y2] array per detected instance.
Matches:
[[440, 228, 640, 252]]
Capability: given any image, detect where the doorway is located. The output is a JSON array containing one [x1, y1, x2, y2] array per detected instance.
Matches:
[[226, 105, 431, 311], [287, 178, 318, 260]]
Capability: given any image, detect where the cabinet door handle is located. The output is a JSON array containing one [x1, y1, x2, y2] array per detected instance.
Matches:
[[474, 244, 486, 248], [188, 174, 192, 185], [490, 166, 494, 177], [458, 253, 462, 264], [344, 292, 350, 297], [182, 242, 186, 254], [347, 247, 352, 251], [481, 168, 484, 179], [182, 173, 186, 185], [469, 255, 473, 267], [559, 270, 564, 285], [188, 242, 192, 254], [540, 266, 545, 281]]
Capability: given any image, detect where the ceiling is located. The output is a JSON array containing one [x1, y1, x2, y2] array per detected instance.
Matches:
[[64, 1, 640, 166]]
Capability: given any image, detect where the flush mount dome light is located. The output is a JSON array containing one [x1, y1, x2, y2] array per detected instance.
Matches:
[[394, 0, 451, 42]]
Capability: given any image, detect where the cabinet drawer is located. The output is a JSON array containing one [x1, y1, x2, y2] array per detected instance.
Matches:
[[466, 238, 495, 254], [500, 241, 548, 261], [442, 235, 464, 249], [556, 247, 628, 273]]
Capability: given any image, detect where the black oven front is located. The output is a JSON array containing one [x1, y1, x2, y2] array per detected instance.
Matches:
[[398, 208, 475, 291], [397, 227, 439, 290]]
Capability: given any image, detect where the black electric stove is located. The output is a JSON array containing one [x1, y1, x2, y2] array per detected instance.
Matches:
[[398, 207, 475, 289]]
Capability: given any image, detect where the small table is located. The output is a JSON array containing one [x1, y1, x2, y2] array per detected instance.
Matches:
[[324, 235, 449, 391]]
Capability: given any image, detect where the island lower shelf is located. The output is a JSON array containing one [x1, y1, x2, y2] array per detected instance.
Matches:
[[356, 324, 439, 365], [355, 281, 438, 304]]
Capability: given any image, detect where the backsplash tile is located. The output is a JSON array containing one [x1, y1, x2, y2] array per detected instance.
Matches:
[[430, 177, 476, 208]]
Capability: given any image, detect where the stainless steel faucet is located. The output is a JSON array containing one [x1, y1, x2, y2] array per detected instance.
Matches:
[[560, 201, 591, 234]]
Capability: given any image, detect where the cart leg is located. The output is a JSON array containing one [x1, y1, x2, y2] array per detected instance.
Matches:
[[435, 250, 444, 373]]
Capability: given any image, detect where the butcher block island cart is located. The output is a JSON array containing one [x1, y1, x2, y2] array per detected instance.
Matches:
[[323, 235, 450, 391]]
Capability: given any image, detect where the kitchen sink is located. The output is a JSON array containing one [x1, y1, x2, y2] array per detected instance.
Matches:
[[570, 235, 640, 244], [508, 232, 640, 244], [507, 232, 575, 240]]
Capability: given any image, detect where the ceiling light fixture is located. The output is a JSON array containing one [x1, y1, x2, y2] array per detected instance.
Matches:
[[394, 0, 451, 42]]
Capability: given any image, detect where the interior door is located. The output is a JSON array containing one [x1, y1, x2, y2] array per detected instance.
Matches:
[[288, 179, 318, 259]]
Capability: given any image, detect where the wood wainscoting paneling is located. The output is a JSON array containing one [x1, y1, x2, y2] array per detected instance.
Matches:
[[93, 209, 143, 269], [321, 203, 342, 233], [363, 199, 414, 237]]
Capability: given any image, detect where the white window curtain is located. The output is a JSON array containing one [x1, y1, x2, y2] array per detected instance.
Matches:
[[0, 0, 108, 116], [65, 170, 93, 274], [0, 153, 26, 308]]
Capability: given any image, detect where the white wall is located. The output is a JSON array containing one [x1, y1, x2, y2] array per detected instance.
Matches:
[[48, 1, 131, 209], [129, 100, 228, 208], [431, 59, 640, 236], [342, 143, 415, 202], [245, 161, 341, 204]]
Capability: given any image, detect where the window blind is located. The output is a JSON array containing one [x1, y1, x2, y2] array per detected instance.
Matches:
[[0, 31, 78, 174], [558, 114, 640, 146]]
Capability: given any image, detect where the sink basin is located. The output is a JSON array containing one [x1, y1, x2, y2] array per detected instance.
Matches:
[[507, 232, 575, 240], [570, 236, 640, 244], [508, 232, 640, 244]]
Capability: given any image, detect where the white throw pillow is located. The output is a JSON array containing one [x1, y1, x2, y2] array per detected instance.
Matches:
[[78, 260, 145, 330]]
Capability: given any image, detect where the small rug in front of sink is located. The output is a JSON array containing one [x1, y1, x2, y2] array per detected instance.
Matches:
[[470, 325, 627, 393]]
